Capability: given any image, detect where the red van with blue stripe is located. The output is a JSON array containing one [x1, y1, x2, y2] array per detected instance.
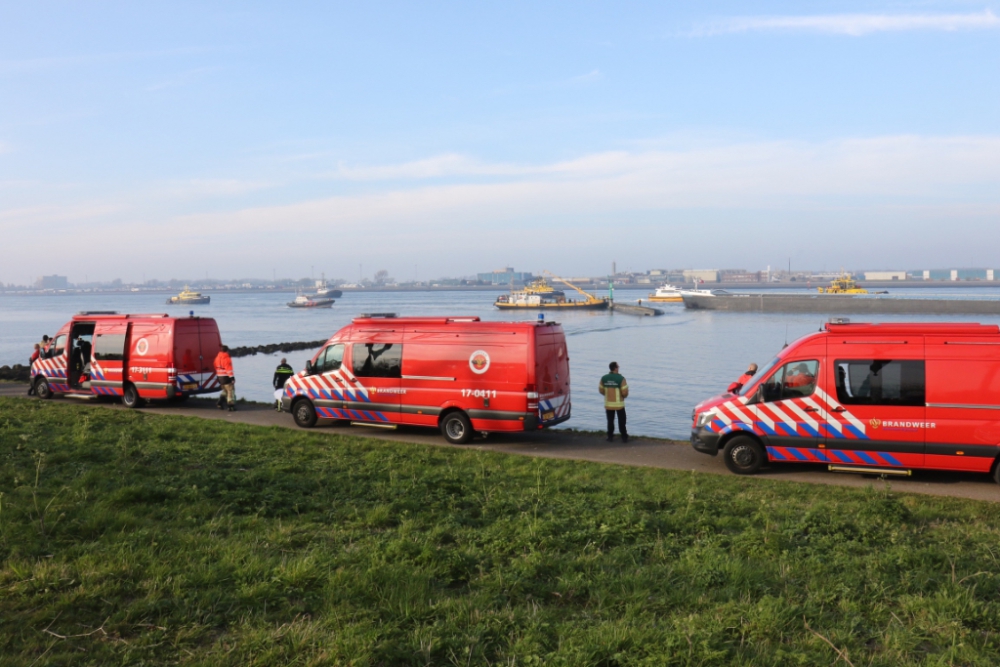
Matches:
[[31, 312, 221, 408], [281, 314, 571, 444], [691, 321, 1000, 484]]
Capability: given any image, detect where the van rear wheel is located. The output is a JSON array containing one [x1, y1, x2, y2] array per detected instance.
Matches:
[[441, 411, 474, 445], [292, 399, 318, 428], [122, 383, 144, 409], [723, 435, 766, 475]]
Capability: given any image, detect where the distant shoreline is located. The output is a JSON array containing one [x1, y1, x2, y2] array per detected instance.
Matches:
[[3, 281, 1000, 297]]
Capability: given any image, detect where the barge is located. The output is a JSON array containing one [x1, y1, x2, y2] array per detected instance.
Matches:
[[682, 293, 1000, 315]]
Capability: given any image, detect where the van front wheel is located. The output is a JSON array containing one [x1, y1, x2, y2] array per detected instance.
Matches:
[[723, 435, 766, 475], [292, 399, 318, 428], [34, 378, 52, 400], [441, 411, 474, 445]]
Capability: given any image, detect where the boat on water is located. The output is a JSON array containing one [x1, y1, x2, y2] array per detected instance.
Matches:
[[287, 294, 335, 309], [166, 287, 210, 305], [817, 273, 869, 294], [495, 272, 609, 310], [314, 274, 343, 298], [647, 284, 683, 303]]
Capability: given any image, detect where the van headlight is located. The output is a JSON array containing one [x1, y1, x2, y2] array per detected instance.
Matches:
[[696, 412, 714, 427]]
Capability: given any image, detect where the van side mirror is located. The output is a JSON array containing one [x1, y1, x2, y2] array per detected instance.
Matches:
[[305, 360, 314, 375], [745, 388, 760, 405]]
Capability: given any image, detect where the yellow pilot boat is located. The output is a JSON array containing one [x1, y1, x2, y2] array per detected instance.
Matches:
[[495, 272, 609, 310], [647, 283, 684, 303], [167, 287, 211, 305], [818, 273, 868, 294]]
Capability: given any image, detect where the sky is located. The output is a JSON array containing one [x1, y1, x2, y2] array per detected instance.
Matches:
[[1, 1, 999, 284]]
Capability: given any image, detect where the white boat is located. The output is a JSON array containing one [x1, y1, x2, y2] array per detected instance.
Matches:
[[287, 294, 334, 309], [647, 284, 684, 303], [679, 288, 730, 297]]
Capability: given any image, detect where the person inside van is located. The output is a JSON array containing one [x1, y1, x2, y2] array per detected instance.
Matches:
[[784, 363, 816, 393]]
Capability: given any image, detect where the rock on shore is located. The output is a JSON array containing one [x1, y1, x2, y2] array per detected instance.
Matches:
[[0, 365, 31, 383], [228, 340, 327, 358]]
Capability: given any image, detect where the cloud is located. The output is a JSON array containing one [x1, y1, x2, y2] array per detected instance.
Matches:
[[696, 10, 1000, 37], [0, 47, 211, 75], [4, 134, 1000, 279], [144, 66, 223, 92]]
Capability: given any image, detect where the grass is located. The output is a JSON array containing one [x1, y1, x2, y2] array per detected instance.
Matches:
[[1, 398, 1000, 665]]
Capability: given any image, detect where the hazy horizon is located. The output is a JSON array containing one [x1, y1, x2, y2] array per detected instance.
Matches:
[[2, 2, 998, 285]]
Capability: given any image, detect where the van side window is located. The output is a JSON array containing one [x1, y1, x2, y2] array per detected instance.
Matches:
[[94, 334, 126, 361], [316, 344, 344, 374], [760, 360, 819, 402], [52, 335, 67, 358], [352, 343, 402, 379], [835, 360, 924, 406]]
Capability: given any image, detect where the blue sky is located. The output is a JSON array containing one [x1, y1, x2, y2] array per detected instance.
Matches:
[[1, 1, 999, 283]]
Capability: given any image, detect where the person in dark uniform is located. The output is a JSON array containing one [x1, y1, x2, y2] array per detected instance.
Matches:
[[599, 361, 629, 443], [272, 357, 295, 411]]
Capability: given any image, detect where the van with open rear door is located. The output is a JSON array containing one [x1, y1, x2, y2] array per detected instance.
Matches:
[[31, 312, 222, 407]]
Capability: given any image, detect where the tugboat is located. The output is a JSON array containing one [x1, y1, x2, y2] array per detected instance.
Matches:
[[818, 273, 870, 294], [315, 274, 343, 298], [287, 293, 334, 309], [167, 287, 210, 305], [495, 272, 609, 310]]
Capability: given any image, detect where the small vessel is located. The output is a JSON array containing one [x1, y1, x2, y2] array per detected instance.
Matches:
[[315, 274, 343, 298], [521, 278, 565, 298], [679, 287, 730, 297], [818, 273, 869, 294], [167, 287, 210, 305], [287, 294, 334, 309], [647, 284, 684, 303], [495, 272, 609, 310]]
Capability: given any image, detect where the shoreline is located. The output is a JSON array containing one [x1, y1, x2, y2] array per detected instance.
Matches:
[[4, 281, 1000, 297]]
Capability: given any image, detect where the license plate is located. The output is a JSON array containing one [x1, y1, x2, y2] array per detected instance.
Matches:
[[183, 383, 198, 391], [542, 411, 555, 420]]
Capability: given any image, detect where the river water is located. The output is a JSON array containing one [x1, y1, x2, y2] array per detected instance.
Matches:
[[3, 288, 1000, 439]]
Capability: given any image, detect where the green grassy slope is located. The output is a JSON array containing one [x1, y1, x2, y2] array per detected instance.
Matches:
[[2, 398, 1000, 666]]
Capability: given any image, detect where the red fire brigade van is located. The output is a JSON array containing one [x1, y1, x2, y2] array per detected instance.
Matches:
[[691, 321, 1000, 484], [31, 312, 222, 408], [281, 314, 571, 443]]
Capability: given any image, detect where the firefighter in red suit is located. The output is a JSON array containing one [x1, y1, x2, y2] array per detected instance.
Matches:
[[214, 345, 236, 411], [728, 363, 758, 394]]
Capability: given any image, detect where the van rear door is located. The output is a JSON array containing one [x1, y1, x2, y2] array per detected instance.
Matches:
[[535, 327, 570, 425]]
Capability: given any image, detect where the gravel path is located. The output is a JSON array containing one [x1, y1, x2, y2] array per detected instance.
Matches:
[[3, 382, 997, 503]]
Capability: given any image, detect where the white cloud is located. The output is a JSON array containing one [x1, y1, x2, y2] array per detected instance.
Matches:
[[3, 135, 1000, 279], [697, 10, 1000, 36]]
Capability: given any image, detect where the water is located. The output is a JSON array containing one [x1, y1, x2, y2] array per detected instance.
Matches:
[[4, 288, 1000, 439]]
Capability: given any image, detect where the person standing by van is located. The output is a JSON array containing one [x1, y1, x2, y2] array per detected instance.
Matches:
[[39, 335, 51, 359], [272, 357, 294, 411], [27, 344, 41, 395], [215, 345, 236, 411], [728, 363, 758, 394], [599, 361, 629, 443]]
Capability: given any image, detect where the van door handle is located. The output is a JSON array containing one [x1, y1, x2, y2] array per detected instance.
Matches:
[[831, 407, 846, 413], [803, 406, 817, 412]]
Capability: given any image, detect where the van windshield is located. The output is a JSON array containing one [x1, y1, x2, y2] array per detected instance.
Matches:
[[736, 356, 781, 396]]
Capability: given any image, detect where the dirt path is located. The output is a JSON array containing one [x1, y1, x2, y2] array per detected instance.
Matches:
[[3, 383, 997, 503]]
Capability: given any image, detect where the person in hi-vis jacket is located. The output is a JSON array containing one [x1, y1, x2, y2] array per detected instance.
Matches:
[[599, 361, 629, 443]]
